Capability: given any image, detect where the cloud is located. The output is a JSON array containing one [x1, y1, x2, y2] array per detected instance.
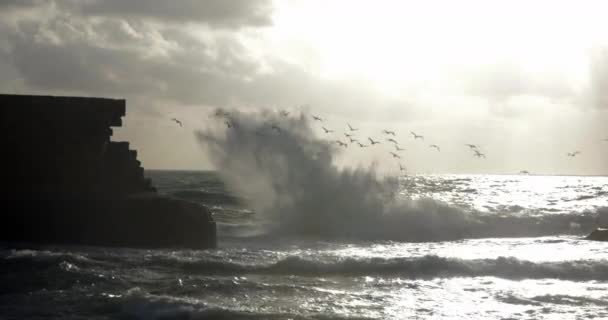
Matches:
[[75, 0, 273, 28]]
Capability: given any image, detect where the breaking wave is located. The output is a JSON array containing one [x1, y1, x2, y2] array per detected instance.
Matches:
[[196, 109, 602, 241], [150, 255, 608, 281]]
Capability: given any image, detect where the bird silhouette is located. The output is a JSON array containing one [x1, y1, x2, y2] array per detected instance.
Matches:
[[465, 144, 478, 150], [344, 133, 354, 138], [519, 170, 530, 175], [389, 152, 401, 159], [224, 120, 233, 128], [368, 137, 380, 145], [312, 115, 323, 122], [386, 138, 398, 144], [410, 131, 424, 140], [383, 130, 396, 136], [399, 163, 407, 172], [171, 118, 182, 127], [567, 151, 581, 157], [357, 142, 368, 148], [322, 126, 333, 134], [430, 144, 440, 152], [348, 137, 358, 143], [474, 150, 486, 158], [348, 123, 358, 131], [280, 110, 290, 117], [395, 145, 405, 152], [335, 140, 348, 147]]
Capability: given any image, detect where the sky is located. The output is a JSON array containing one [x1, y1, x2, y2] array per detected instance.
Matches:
[[1, 0, 607, 175]]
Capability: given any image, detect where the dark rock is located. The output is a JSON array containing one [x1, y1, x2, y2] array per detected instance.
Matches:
[[586, 229, 608, 241], [0, 94, 216, 249]]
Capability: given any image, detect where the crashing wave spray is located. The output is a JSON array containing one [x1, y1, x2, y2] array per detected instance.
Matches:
[[196, 109, 597, 241]]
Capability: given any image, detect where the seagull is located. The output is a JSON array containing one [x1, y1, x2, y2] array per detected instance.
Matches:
[[474, 150, 486, 158], [383, 130, 396, 136], [312, 115, 323, 122], [430, 144, 440, 152], [520, 170, 530, 175], [348, 123, 358, 131], [348, 137, 358, 143], [171, 118, 182, 127], [465, 144, 478, 150], [344, 133, 354, 138], [368, 137, 380, 145], [567, 151, 581, 157], [322, 126, 333, 134], [389, 152, 401, 159], [386, 138, 398, 144], [280, 110, 290, 117], [395, 145, 405, 152], [335, 140, 348, 147], [410, 131, 424, 140], [399, 163, 407, 172], [357, 142, 368, 148], [225, 120, 233, 128]]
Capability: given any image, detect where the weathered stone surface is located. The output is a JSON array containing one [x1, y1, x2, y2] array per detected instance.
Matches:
[[0, 94, 216, 249], [586, 228, 608, 242]]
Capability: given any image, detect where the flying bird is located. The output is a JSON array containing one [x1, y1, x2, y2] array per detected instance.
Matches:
[[386, 138, 398, 144], [312, 115, 323, 122], [474, 150, 486, 158], [383, 130, 396, 136], [348, 137, 358, 143], [465, 144, 478, 150], [395, 145, 405, 152], [171, 118, 182, 127], [410, 131, 424, 140], [389, 152, 401, 159], [430, 144, 440, 152], [399, 163, 407, 172], [348, 123, 358, 131], [225, 120, 233, 128], [368, 137, 380, 145], [357, 142, 368, 148], [335, 140, 348, 147], [280, 110, 290, 117], [344, 133, 354, 138], [520, 170, 530, 175], [567, 151, 581, 157], [322, 126, 333, 134]]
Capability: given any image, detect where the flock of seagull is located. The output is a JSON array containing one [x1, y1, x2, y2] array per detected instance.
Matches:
[[170, 109, 608, 175], [306, 113, 488, 173]]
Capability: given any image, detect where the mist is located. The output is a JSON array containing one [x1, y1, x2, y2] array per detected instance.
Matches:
[[196, 109, 600, 241]]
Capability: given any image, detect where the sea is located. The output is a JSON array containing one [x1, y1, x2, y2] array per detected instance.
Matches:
[[1, 171, 607, 320]]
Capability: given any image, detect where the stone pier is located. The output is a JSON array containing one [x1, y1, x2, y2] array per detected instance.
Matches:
[[0, 94, 216, 249]]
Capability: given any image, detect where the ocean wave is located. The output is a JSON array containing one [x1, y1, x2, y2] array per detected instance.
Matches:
[[196, 110, 605, 242], [165, 255, 608, 281], [118, 288, 373, 320], [170, 189, 243, 206]]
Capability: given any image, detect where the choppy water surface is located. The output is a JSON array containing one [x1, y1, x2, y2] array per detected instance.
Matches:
[[1, 172, 607, 319]]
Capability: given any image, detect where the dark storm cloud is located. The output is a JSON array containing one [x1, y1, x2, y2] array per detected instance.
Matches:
[[0, 5, 400, 122], [0, 0, 273, 29], [75, 0, 273, 28]]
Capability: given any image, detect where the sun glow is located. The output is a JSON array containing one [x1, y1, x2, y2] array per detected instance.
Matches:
[[269, 0, 608, 96]]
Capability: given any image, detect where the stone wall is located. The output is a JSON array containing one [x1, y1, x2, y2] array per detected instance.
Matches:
[[0, 94, 216, 249]]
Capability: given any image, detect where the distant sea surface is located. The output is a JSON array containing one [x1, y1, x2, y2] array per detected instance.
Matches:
[[2, 171, 607, 319]]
